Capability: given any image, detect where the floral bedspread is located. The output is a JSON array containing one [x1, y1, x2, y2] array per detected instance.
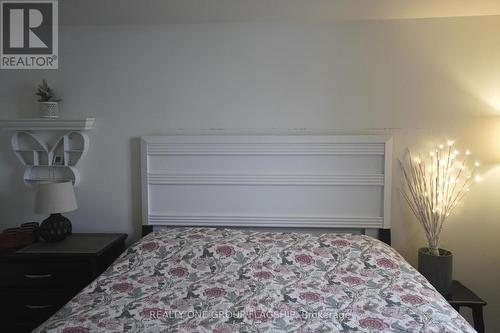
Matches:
[[35, 228, 475, 333]]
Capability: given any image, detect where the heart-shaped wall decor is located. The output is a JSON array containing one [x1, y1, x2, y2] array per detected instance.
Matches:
[[11, 131, 89, 187]]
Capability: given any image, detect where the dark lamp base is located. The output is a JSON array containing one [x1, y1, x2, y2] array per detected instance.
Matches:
[[418, 248, 453, 296], [39, 213, 72, 242]]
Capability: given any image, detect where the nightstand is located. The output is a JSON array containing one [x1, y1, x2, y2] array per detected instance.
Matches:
[[0, 233, 127, 333], [447, 280, 487, 333]]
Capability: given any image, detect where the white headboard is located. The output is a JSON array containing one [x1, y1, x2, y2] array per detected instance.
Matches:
[[141, 135, 392, 233]]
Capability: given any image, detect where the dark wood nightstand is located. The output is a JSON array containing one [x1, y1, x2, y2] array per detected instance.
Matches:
[[0, 233, 127, 333], [447, 280, 487, 333]]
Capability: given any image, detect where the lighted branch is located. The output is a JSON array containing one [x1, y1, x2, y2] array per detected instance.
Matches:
[[399, 141, 480, 256]]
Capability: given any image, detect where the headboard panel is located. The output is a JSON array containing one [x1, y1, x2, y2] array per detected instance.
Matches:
[[141, 135, 392, 231]]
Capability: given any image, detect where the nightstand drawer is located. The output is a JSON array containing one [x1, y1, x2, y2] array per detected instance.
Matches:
[[0, 262, 91, 288], [0, 290, 74, 322], [0, 233, 127, 332]]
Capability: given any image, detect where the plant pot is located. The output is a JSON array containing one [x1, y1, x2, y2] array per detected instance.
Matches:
[[39, 102, 59, 119], [418, 248, 452, 296]]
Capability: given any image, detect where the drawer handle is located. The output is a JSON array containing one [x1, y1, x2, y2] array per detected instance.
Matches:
[[25, 304, 53, 310], [24, 274, 52, 279]]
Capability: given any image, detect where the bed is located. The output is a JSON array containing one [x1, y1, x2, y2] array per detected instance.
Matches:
[[34, 227, 474, 332], [34, 135, 475, 332]]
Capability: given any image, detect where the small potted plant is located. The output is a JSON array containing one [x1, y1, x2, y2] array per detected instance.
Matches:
[[36, 79, 62, 119], [399, 141, 480, 295]]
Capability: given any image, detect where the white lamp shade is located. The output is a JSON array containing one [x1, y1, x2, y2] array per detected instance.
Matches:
[[34, 181, 78, 214]]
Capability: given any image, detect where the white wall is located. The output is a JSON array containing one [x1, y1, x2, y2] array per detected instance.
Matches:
[[1, 16, 500, 330]]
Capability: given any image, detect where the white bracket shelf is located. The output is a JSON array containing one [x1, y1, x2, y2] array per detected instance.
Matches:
[[0, 118, 95, 131], [0, 118, 95, 187]]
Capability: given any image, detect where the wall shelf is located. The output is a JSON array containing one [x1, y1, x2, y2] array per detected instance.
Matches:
[[0, 118, 95, 131], [0, 118, 95, 187]]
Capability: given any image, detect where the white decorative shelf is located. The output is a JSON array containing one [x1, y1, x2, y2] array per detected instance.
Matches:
[[0, 118, 95, 131], [0, 118, 95, 187]]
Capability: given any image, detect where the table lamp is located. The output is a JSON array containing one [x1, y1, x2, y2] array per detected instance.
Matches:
[[35, 181, 77, 242]]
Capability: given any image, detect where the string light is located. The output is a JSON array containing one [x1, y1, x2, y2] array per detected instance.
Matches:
[[400, 143, 480, 256]]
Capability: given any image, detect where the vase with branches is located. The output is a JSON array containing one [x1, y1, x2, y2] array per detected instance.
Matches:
[[399, 141, 480, 294]]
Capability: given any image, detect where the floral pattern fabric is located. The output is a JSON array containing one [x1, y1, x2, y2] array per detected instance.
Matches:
[[35, 228, 475, 333]]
